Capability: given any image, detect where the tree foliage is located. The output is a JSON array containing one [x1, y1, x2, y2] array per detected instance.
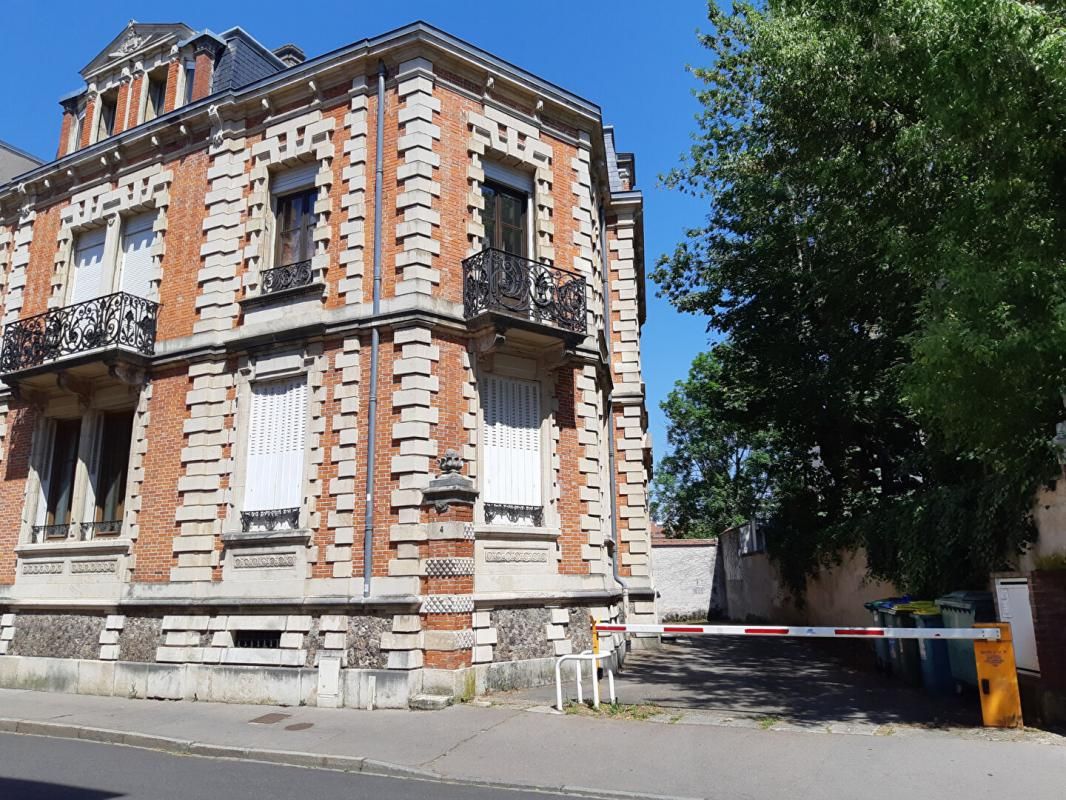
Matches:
[[653, 1, 1066, 595], [651, 348, 774, 538]]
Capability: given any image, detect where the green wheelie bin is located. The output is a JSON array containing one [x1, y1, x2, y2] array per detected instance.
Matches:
[[935, 591, 995, 691]]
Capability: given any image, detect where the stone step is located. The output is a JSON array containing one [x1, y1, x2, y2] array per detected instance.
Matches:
[[408, 693, 453, 711]]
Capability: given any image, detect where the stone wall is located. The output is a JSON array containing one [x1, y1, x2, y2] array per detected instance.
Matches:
[[651, 541, 719, 621], [9, 613, 105, 660]]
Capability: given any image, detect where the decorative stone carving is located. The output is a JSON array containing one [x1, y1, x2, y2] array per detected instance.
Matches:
[[424, 557, 475, 577], [21, 562, 63, 575], [70, 560, 118, 574], [420, 595, 475, 614], [421, 448, 478, 512], [233, 553, 297, 569], [485, 549, 548, 563]]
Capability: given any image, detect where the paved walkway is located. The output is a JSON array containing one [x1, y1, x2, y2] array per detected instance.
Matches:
[[492, 635, 981, 733], [0, 684, 1062, 800]]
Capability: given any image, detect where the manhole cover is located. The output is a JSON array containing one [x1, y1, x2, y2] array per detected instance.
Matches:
[[249, 712, 291, 725], [285, 723, 313, 731]]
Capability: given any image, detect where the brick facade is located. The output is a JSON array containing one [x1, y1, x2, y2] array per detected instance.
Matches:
[[0, 21, 653, 706]]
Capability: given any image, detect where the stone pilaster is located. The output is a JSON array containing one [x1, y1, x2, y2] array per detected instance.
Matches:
[[196, 136, 248, 333], [3, 201, 35, 326], [171, 360, 234, 582], [326, 336, 360, 577], [395, 58, 441, 296], [340, 78, 369, 303]]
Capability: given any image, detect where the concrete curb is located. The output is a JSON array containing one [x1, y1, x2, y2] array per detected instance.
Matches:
[[0, 717, 703, 800]]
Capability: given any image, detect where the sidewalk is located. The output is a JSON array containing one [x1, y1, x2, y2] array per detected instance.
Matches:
[[0, 687, 1063, 800]]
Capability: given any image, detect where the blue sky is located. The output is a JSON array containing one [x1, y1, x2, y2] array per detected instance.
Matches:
[[0, 0, 713, 463]]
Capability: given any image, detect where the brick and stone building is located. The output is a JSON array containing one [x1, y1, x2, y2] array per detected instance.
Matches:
[[0, 20, 654, 707]]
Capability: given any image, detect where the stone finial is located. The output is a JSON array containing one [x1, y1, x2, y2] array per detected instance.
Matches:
[[438, 448, 464, 475]]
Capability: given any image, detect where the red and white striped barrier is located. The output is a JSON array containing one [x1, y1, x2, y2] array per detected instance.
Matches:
[[594, 622, 1001, 641]]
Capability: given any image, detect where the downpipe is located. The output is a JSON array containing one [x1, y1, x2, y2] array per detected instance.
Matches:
[[363, 60, 386, 598]]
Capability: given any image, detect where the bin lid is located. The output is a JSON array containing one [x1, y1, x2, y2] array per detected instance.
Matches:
[[935, 591, 994, 612], [894, 601, 936, 612], [864, 596, 908, 610]]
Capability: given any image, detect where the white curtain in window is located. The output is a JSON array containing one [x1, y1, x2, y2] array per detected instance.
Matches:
[[69, 227, 107, 305], [244, 377, 307, 515], [119, 212, 157, 298], [483, 374, 541, 523]]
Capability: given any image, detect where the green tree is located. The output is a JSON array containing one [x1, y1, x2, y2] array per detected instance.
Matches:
[[651, 348, 774, 538], [653, 1, 1062, 595]]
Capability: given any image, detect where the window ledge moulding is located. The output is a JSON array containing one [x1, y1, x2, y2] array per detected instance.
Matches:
[[15, 538, 133, 558], [474, 525, 560, 542], [221, 528, 313, 547], [238, 280, 326, 310]]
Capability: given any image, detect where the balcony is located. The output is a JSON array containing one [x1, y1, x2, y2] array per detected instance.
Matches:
[[0, 292, 158, 387], [261, 259, 313, 295], [462, 249, 587, 342]]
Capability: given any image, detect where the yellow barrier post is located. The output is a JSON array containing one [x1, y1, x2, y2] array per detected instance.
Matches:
[[591, 615, 600, 656], [973, 622, 1024, 729]]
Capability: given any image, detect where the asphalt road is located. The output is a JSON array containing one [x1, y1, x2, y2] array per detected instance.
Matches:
[[0, 733, 571, 800]]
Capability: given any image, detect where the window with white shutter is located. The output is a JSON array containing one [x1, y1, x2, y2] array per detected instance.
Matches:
[[69, 227, 108, 305], [119, 212, 157, 298], [242, 377, 308, 530], [482, 374, 543, 526]]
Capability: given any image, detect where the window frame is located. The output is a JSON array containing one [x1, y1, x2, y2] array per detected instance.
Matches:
[[94, 90, 118, 143], [475, 365, 552, 530], [480, 179, 530, 257], [142, 68, 168, 123]]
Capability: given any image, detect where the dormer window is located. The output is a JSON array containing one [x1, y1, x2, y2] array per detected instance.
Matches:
[[95, 89, 118, 142], [143, 68, 168, 122]]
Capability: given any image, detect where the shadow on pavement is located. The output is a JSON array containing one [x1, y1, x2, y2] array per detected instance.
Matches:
[[0, 778, 122, 800], [612, 636, 980, 726]]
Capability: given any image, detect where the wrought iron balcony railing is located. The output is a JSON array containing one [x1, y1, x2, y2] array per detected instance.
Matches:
[[29, 519, 123, 543], [261, 259, 313, 295], [484, 503, 544, 527], [241, 507, 300, 532], [0, 292, 158, 375], [462, 249, 586, 335]]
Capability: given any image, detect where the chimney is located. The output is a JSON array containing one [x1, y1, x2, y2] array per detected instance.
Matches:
[[273, 43, 306, 68]]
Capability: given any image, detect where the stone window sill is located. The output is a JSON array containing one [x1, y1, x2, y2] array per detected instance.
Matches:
[[474, 525, 560, 541], [15, 538, 132, 558], [239, 280, 325, 309], [221, 528, 312, 547]]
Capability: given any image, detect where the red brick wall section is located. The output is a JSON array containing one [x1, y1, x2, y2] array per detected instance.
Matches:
[[21, 203, 63, 318], [556, 367, 587, 575], [163, 60, 182, 114], [130, 367, 187, 582], [190, 52, 214, 103], [127, 74, 145, 129], [0, 404, 38, 584], [312, 341, 344, 579], [57, 112, 74, 159], [79, 97, 96, 149], [1030, 571, 1066, 691], [156, 150, 209, 340], [113, 79, 132, 135]]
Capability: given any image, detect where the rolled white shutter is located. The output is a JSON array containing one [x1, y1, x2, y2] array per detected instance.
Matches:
[[483, 375, 541, 521], [119, 212, 157, 298], [244, 377, 307, 515], [69, 227, 107, 304], [271, 163, 318, 195]]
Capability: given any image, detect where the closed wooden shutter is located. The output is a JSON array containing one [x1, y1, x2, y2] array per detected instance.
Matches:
[[483, 374, 541, 523], [244, 377, 307, 516], [119, 212, 157, 298], [271, 163, 317, 195], [69, 227, 107, 304]]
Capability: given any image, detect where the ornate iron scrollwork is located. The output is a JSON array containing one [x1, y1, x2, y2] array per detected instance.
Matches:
[[484, 503, 544, 527], [79, 520, 122, 540], [0, 292, 158, 374], [240, 507, 300, 532], [261, 260, 313, 295], [30, 523, 71, 543], [462, 248, 586, 334]]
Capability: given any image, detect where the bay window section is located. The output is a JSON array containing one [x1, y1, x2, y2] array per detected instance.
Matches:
[[263, 164, 318, 295], [481, 374, 543, 526], [241, 376, 308, 532], [88, 411, 135, 537], [481, 180, 528, 257]]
